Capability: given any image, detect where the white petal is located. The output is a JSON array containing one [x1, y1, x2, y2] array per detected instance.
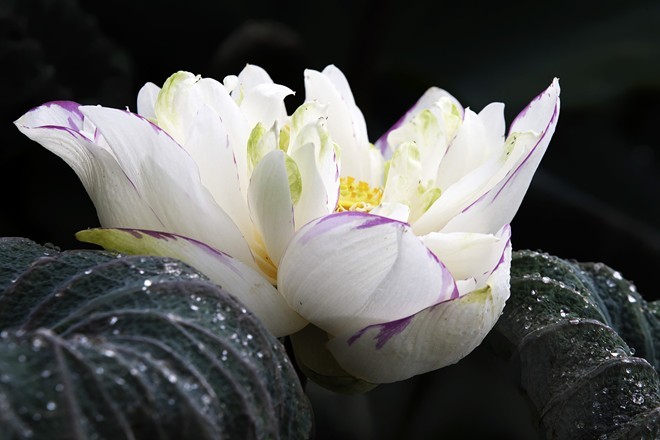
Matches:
[[436, 108, 491, 190], [326, 241, 511, 383], [304, 66, 378, 185], [375, 87, 464, 158], [478, 102, 506, 152], [422, 224, 511, 290], [79, 105, 256, 269], [136, 82, 161, 120], [15, 102, 164, 230], [277, 212, 458, 337], [76, 228, 307, 337], [247, 150, 296, 266], [369, 202, 411, 223], [182, 104, 253, 243], [441, 79, 560, 234], [413, 129, 537, 235], [240, 83, 294, 131], [154, 73, 251, 200]]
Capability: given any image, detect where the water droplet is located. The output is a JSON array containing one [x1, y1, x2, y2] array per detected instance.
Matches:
[[0, 331, 7, 339], [559, 309, 568, 318], [40, 370, 51, 378], [201, 395, 212, 405], [95, 367, 105, 375], [632, 393, 644, 405], [109, 316, 118, 325], [167, 373, 177, 383], [612, 271, 622, 280], [541, 276, 551, 284], [55, 384, 64, 392], [627, 294, 637, 303], [625, 368, 632, 374], [103, 349, 115, 358], [32, 338, 44, 349], [46, 401, 57, 411], [569, 318, 580, 324], [84, 269, 93, 275], [256, 352, 264, 359], [576, 421, 585, 429], [1, 374, 10, 383], [17, 354, 26, 363], [246, 334, 253, 341], [143, 279, 152, 287], [190, 304, 199, 311], [213, 313, 225, 322]]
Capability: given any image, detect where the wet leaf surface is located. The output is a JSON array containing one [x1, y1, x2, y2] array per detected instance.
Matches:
[[495, 250, 660, 439], [0, 237, 312, 439]]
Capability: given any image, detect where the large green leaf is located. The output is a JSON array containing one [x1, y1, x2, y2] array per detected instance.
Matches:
[[0, 237, 312, 439], [495, 250, 660, 439]]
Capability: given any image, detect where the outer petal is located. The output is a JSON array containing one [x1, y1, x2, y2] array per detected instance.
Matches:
[[76, 228, 307, 337], [326, 241, 512, 383], [247, 150, 296, 267], [441, 78, 560, 234], [277, 212, 458, 337], [16, 102, 256, 269], [15, 102, 165, 230]]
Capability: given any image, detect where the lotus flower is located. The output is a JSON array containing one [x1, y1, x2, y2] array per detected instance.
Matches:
[[15, 64, 559, 385]]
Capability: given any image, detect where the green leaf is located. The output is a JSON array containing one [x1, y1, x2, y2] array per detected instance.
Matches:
[[0, 238, 312, 439], [494, 250, 660, 440]]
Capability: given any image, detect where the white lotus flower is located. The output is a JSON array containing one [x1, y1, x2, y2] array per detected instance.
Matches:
[[15, 64, 559, 385]]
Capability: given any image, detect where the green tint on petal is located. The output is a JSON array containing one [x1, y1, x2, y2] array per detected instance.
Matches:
[[248, 122, 277, 172], [417, 185, 442, 214], [279, 124, 291, 152], [284, 154, 302, 205], [76, 228, 178, 257], [154, 71, 197, 137]]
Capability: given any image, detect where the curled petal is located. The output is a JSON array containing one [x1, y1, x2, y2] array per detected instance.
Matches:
[[441, 78, 560, 234], [15, 102, 256, 269], [422, 224, 511, 294], [277, 212, 458, 337], [326, 241, 512, 383], [76, 228, 307, 337]]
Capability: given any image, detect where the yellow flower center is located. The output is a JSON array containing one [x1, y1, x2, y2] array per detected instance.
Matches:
[[336, 176, 383, 212]]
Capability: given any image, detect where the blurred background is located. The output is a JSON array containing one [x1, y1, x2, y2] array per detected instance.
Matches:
[[1, 0, 658, 438]]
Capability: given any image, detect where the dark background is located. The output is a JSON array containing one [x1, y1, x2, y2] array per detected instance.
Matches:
[[1, 1, 659, 438]]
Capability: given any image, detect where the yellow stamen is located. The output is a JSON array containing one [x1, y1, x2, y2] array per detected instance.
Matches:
[[336, 176, 383, 212]]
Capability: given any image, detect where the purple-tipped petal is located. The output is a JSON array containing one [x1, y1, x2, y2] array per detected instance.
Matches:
[[76, 228, 307, 337], [441, 79, 560, 234], [16, 103, 256, 269], [278, 211, 458, 338], [325, 240, 512, 383]]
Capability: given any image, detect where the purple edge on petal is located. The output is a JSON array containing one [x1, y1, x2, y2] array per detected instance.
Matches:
[[490, 94, 559, 203], [298, 211, 407, 245], [457, 86, 559, 215], [347, 315, 414, 350], [346, 226, 511, 350], [116, 228, 244, 277]]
